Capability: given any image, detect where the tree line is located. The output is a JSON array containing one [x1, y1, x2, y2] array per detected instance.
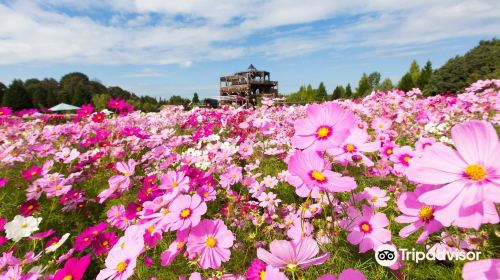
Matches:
[[285, 39, 499, 102], [0, 72, 201, 112]]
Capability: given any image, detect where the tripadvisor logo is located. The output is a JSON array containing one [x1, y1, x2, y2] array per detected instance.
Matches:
[[375, 244, 398, 267], [374, 244, 482, 267]]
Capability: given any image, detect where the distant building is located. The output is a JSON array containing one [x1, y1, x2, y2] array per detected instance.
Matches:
[[219, 64, 278, 106]]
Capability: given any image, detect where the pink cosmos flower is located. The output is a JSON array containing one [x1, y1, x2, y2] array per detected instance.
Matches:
[[287, 150, 357, 195], [165, 194, 207, 231], [291, 102, 355, 151], [389, 145, 414, 174], [371, 117, 392, 132], [160, 229, 189, 266], [158, 171, 190, 195], [98, 159, 136, 203], [257, 237, 329, 269], [406, 120, 500, 229], [186, 219, 235, 269], [97, 225, 144, 280], [395, 185, 442, 243], [19, 199, 39, 217], [53, 255, 91, 280], [363, 186, 390, 208], [55, 148, 80, 164], [318, 268, 367, 280], [462, 259, 500, 280], [327, 128, 380, 167], [220, 166, 243, 188], [107, 205, 129, 230], [344, 205, 391, 253]]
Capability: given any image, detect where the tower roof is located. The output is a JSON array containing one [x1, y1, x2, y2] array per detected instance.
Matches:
[[247, 64, 257, 71]]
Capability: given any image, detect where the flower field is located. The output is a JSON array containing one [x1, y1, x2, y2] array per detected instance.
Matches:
[[0, 80, 499, 280]]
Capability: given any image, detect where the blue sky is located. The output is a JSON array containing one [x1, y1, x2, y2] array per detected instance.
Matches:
[[0, 0, 498, 100]]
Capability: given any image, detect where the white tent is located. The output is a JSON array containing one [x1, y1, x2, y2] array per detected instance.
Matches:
[[48, 103, 80, 112], [101, 109, 113, 115]]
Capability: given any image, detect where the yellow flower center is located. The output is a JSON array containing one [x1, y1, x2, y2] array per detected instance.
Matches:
[[21, 223, 28, 229], [386, 148, 393, 155], [403, 156, 411, 163], [102, 240, 108, 246], [162, 208, 170, 216], [28, 205, 34, 210], [148, 225, 154, 233], [180, 208, 192, 219], [465, 164, 487, 181], [31, 171, 38, 176], [378, 124, 384, 128], [116, 261, 127, 273], [360, 222, 371, 233], [205, 236, 217, 248], [259, 270, 266, 280], [171, 181, 178, 188], [311, 170, 326, 182], [287, 263, 297, 270], [316, 127, 330, 138], [345, 144, 355, 152], [419, 205, 433, 221], [124, 172, 130, 177], [177, 240, 185, 250], [63, 276, 73, 280], [371, 196, 378, 203]]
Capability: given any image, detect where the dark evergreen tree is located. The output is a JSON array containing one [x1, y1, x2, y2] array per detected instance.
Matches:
[[316, 82, 328, 101], [192, 92, 200, 104], [417, 60, 433, 90], [426, 39, 500, 95], [0, 82, 6, 105], [368, 72, 381, 90], [2, 80, 33, 110], [398, 73, 415, 91], [331, 85, 345, 100], [379, 78, 394, 91], [344, 84, 353, 99], [355, 73, 372, 98]]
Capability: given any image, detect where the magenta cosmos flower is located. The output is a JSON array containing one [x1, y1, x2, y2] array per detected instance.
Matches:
[[53, 255, 91, 280], [165, 194, 207, 231], [462, 259, 500, 280], [291, 102, 355, 151], [344, 205, 391, 253], [406, 120, 500, 229], [186, 219, 235, 269], [395, 185, 442, 243], [257, 237, 329, 270], [288, 150, 357, 195]]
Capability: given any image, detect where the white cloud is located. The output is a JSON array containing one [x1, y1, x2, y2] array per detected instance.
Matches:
[[0, 0, 498, 66]]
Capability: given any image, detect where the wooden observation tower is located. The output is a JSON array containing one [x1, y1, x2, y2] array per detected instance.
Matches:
[[219, 64, 278, 106]]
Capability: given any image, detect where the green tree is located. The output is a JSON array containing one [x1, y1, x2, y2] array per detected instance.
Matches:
[[305, 84, 316, 102], [409, 60, 421, 85], [2, 80, 33, 110], [331, 85, 345, 100], [426, 39, 500, 95], [0, 82, 7, 105], [355, 73, 372, 98], [398, 73, 415, 91], [316, 82, 328, 101], [368, 72, 381, 90], [418, 60, 433, 90], [192, 92, 200, 104], [92, 94, 110, 111], [344, 84, 353, 99], [379, 78, 394, 91]]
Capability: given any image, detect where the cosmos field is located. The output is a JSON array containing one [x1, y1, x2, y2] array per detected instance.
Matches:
[[0, 80, 499, 279]]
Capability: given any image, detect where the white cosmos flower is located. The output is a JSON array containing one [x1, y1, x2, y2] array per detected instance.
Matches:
[[46, 233, 70, 252], [5, 215, 42, 242]]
